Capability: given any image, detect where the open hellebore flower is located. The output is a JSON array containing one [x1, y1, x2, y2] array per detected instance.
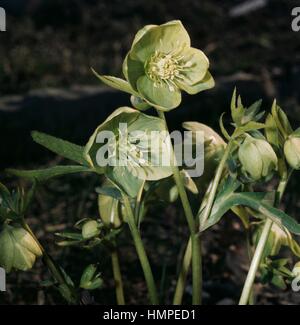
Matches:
[[84, 107, 172, 197], [284, 136, 300, 170], [123, 20, 214, 111], [238, 136, 278, 181], [0, 225, 42, 272]]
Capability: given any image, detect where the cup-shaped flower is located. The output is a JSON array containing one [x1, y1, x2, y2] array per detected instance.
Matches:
[[84, 107, 172, 197], [123, 20, 214, 111], [238, 136, 278, 181], [0, 225, 42, 273], [284, 136, 300, 170]]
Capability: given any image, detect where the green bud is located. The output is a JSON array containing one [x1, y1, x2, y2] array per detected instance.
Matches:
[[0, 225, 42, 273], [238, 136, 278, 181], [284, 136, 300, 169], [81, 220, 100, 239]]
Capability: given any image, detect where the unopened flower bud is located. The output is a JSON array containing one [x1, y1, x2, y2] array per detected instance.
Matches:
[[238, 137, 278, 181], [82, 220, 100, 239], [284, 136, 300, 169], [0, 225, 42, 273]]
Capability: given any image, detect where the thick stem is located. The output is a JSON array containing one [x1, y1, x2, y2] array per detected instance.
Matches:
[[122, 194, 159, 304], [157, 110, 202, 305], [22, 221, 78, 304], [111, 247, 125, 305], [239, 172, 291, 305]]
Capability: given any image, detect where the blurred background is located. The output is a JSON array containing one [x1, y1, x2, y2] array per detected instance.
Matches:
[[0, 0, 300, 305]]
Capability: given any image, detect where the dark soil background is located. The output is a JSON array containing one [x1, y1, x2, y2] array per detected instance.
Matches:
[[0, 0, 300, 305]]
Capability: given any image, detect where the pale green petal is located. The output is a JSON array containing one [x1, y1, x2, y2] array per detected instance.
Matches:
[[177, 48, 209, 86], [178, 71, 215, 95], [0, 228, 14, 272], [131, 24, 157, 46], [137, 75, 181, 111], [123, 53, 145, 89], [107, 166, 143, 198], [130, 20, 191, 62]]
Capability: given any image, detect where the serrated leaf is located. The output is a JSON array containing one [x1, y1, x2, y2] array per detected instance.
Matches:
[[6, 165, 91, 182], [200, 178, 300, 235], [233, 121, 266, 138], [32, 131, 89, 166], [231, 88, 245, 126]]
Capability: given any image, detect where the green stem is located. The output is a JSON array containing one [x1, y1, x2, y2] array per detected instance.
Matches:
[[122, 194, 159, 304], [22, 221, 78, 304], [239, 171, 292, 305], [111, 247, 125, 305], [199, 140, 234, 228], [157, 110, 202, 305], [173, 238, 192, 305], [172, 140, 234, 304]]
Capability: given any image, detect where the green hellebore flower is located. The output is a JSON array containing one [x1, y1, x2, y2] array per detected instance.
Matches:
[[0, 225, 42, 273], [238, 136, 278, 181], [123, 20, 214, 111], [284, 136, 300, 169], [84, 107, 172, 197]]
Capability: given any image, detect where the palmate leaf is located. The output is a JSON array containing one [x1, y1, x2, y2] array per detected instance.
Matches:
[[200, 178, 300, 235], [32, 131, 89, 166], [6, 165, 91, 182]]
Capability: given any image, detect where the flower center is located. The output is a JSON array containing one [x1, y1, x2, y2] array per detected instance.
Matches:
[[146, 48, 192, 92], [107, 128, 150, 169]]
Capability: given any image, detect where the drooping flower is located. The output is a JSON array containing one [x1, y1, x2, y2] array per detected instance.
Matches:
[[122, 20, 214, 111], [0, 225, 42, 272]]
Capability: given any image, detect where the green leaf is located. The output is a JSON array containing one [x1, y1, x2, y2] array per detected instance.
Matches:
[[219, 113, 231, 141], [95, 184, 122, 200], [231, 88, 244, 126], [55, 232, 83, 241], [233, 121, 266, 138], [32, 131, 88, 166], [271, 100, 293, 138], [92, 68, 139, 96], [6, 165, 91, 182], [265, 113, 282, 148], [200, 178, 300, 235]]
